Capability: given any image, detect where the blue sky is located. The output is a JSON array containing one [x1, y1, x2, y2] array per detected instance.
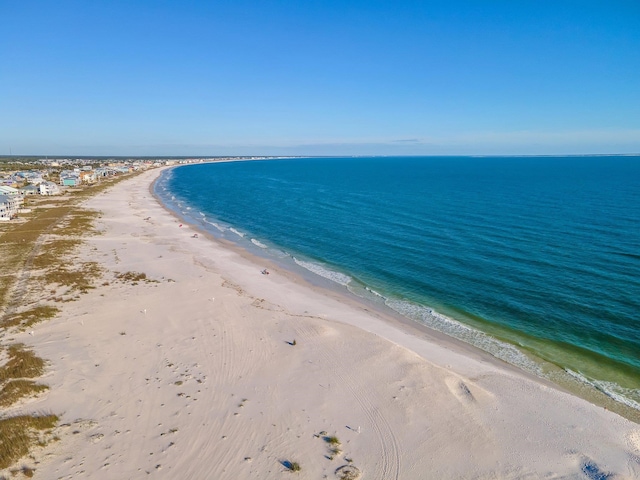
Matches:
[[1, 0, 639, 156]]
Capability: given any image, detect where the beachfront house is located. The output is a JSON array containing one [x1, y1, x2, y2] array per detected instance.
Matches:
[[19, 185, 40, 195], [0, 201, 11, 221], [39, 181, 61, 196], [80, 171, 97, 184], [0, 185, 21, 197], [59, 170, 81, 186], [0, 186, 24, 221], [95, 167, 117, 178], [60, 176, 80, 187], [24, 172, 45, 185]]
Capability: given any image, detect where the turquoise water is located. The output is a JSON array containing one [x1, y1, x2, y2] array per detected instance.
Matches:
[[156, 156, 640, 411]]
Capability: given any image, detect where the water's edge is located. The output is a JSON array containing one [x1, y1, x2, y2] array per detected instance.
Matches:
[[153, 163, 640, 423]]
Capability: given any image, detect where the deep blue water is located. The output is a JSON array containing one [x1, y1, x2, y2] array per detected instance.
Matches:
[[156, 156, 640, 410]]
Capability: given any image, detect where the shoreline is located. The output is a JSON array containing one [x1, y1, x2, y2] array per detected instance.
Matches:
[[14, 167, 640, 478], [154, 163, 640, 423], [153, 167, 547, 375]]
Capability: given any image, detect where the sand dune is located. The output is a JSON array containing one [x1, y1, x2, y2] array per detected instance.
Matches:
[[11, 167, 640, 479]]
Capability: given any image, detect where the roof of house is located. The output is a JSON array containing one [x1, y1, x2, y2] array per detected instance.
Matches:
[[0, 186, 19, 195]]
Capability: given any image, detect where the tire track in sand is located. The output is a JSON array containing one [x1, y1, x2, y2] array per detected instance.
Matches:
[[177, 291, 273, 478], [295, 322, 401, 479]]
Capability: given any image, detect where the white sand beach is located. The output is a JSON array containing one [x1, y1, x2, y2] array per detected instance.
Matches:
[[9, 167, 640, 479]]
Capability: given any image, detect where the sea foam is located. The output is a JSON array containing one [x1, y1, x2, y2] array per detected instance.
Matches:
[[385, 298, 543, 376], [251, 238, 268, 249], [293, 258, 352, 286], [565, 369, 640, 411], [204, 220, 225, 232]]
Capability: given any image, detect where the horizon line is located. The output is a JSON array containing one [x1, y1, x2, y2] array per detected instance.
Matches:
[[1, 153, 640, 160]]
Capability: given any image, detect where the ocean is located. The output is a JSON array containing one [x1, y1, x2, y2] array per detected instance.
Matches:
[[155, 156, 640, 414]]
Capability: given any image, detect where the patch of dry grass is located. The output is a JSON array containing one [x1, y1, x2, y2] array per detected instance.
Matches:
[[0, 380, 48, 408], [2, 306, 59, 330], [41, 261, 102, 295], [0, 344, 45, 382], [114, 271, 158, 284], [0, 169, 143, 473], [0, 414, 58, 469], [52, 208, 100, 237], [31, 240, 81, 270], [0, 206, 73, 308]]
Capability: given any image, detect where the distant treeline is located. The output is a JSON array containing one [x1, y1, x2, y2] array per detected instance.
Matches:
[[0, 162, 51, 172], [0, 157, 43, 163]]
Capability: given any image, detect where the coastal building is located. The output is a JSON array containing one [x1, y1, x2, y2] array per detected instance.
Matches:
[[24, 172, 45, 185], [59, 171, 81, 186], [80, 171, 97, 184], [94, 167, 118, 179], [39, 181, 61, 196], [19, 185, 40, 195], [0, 186, 20, 195], [95, 167, 118, 178], [60, 176, 80, 187], [0, 174, 15, 186], [0, 186, 24, 221], [0, 201, 11, 221]]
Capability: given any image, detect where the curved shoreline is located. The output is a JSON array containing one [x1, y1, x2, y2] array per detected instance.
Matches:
[[154, 163, 640, 423]]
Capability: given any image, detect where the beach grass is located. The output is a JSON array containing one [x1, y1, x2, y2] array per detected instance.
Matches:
[[41, 261, 102, 295], [335, 465, 361, 480], [2, 305, 60, 330], [325, 435, 340, 445], [0, 205, 72, 309], [0, 380, 49, 408], [114, 271, 150, 283], [0, 170, 143, 472], [283, 460, 301, 472], [0, 414, 59, 470], [0, 344, 46, 382], [31, 239, 82, 269], [51, 208, 101, 236]]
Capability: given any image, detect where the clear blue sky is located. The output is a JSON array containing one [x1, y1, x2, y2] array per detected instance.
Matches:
[[1, 0, 639, 156]]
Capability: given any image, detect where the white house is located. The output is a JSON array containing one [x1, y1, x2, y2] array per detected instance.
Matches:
[[0, 185, 20, 196], [39, 181, 61, 196], [0, 201, 11, 221], [25, 173, 45, 185], [0, 186, 24, 221], [19, 185, 39, 195]]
